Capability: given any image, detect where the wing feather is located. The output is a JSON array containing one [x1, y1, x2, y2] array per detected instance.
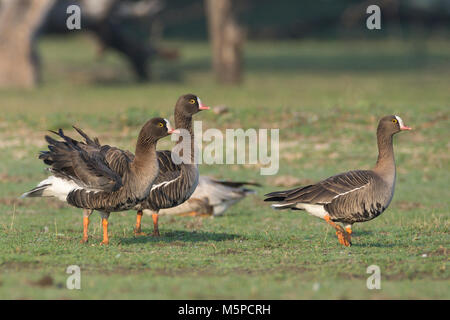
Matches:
[[283, 171, 372, 204], [39, 128, 129, 192]]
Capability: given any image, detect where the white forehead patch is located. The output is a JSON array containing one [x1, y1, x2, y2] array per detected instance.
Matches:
[[197, 97, 201, 104], [164, 118, 172, 130], [394, 115, 404, 127]]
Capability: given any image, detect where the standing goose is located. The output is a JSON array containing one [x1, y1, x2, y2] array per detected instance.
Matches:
[[21, 117, 176, 245], [134, 94, 210, 236], [264, 115, 411, 246], [156, 176, 260, 217]]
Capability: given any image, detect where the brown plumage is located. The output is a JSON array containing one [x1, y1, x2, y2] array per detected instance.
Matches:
[[21, 117, 175, 245], [265, 115, 412, 247], [133, 94, 210, 236]]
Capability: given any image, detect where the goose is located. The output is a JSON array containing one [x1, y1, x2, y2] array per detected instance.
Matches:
[[264, 115, 411, 247], [21, 117, 176, 245], [156, 176, 260, 217], [133, 94, 210, 236]]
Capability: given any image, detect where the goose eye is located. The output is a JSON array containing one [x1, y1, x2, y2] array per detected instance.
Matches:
[[392, 119, 398, 124], [158, 122, 164, 127], [189, 99, 196, 104]]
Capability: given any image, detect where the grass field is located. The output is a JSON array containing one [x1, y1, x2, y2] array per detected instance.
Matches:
[[0, 35, 449, 299]]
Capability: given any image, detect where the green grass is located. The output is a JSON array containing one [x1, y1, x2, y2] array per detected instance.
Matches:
[[0, 35, 449, 299]]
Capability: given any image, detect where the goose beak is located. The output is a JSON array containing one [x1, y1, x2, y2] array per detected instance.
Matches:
[[165, 119, 180, 134], [395, 116, 411, 131], [198, 98, 210, 110], [168, 128, 180, 134]]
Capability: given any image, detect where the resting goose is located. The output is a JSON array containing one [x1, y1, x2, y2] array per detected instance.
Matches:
[[21, 117, 176, 245], [264, 115, 411, 247], [134, 94, 210, 236], [156, 176, 260, 217]]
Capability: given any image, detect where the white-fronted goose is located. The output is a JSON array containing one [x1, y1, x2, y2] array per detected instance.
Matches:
[[156, 176, 260, 217], [264, 115, 411, 246], [21, 117, 176, 245], [134, 94, 210, 236]]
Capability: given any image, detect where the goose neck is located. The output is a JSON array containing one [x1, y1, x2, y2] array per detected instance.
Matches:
[[374, 132, 396, 181], [174, 113, 196, 163]]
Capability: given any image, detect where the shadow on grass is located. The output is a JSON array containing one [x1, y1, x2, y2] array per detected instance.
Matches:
[[118, 229, 240, 245]]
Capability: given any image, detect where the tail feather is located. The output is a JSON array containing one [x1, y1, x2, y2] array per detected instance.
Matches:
[[21, 175, 82, 202], [271, 203, 297, 210], [20, 184, 51, 198], [241, 188, 257, 195], [212, 179, 260, 196], [264, 189, 291, 202], [214, 180, 261, 189], [264, 195, 287, 202], [264, 186, 303, 199], [264, 189, 300, 210]]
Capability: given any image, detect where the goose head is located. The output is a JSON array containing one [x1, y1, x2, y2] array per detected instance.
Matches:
[[175, 94, 210, 117], [138, 117, 178, 145], [377, 115, 412, 137]]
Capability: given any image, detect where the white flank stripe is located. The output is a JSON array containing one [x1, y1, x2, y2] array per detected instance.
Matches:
[[332, 183, 368, 200], [151, 176, 179, 191]]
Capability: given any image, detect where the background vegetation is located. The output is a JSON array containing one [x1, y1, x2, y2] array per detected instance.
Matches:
[[0, 35, 448, 299]]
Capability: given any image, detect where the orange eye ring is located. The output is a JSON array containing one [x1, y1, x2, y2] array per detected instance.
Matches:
[[189, 99, 196, 104]]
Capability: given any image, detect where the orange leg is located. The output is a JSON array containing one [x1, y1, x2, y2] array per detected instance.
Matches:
[[324, 215, 351, 247], [345, 226, 352, 235], [344, 225, 352, 245], [152, 213, 160, 237], [80, 209, 92, 243], [80, 216, 90, 243], [134, 211, 146, 236], [179, 211, 198, 217], [100, 217, 109, 245]]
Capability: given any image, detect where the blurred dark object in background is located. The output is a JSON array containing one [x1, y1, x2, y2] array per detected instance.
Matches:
[[0, 0, 177, 88], [43, 0, 175, 82], [0, 0, 448, 88], [162, 0, 450, 39]]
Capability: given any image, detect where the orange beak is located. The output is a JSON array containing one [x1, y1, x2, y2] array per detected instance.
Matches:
[[198, 98, 210, 110], [400, 125, 412, 131], [168, 128, 180, 134], [165, 120, 180, 134]]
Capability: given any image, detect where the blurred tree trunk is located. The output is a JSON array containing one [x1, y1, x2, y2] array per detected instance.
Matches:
[[205, 0, 243, 84], [0, 0, 54, 88]]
